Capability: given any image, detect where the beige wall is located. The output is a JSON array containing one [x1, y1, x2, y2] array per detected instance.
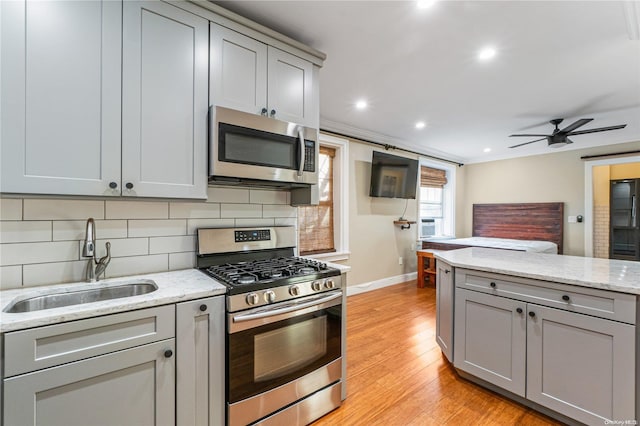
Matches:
[[461, 140, 640, 256]]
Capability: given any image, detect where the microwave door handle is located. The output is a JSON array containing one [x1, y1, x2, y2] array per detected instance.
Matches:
[[297, 128, 305, 177]]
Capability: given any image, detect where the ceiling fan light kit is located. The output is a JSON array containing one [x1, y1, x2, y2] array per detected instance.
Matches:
[[508, 118, 627, 149]]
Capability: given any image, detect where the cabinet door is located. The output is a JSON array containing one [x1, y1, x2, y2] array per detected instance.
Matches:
[[527, 304, 635, 425], [1, 0, 121, 196], [176, 296, 225, 426], [267, 46, 316, 127], [210, 22, 268, 116], [3, 339, 175, 426], [454, 289, 526, 397], [122, 1, 208, 199], [435, 260, 454, 361]]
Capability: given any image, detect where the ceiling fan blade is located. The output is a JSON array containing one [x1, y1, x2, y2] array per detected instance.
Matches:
[[558, 118, 593, 134], [508, 137, 547, 148], [568, 124, 627, 136], [509, 134, 549, 137]]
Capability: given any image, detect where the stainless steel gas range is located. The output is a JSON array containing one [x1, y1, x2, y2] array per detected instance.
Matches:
[[196, 226, 343, 426]]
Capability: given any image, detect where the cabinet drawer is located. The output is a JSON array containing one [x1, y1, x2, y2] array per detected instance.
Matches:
[[4, 305, 175, 377], [456, 269, 636, 324]]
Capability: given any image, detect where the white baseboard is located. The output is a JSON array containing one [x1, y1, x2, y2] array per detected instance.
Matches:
[[346, 272, 417, 297]]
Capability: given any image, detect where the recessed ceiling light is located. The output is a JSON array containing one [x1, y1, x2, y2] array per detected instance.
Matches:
[[483, 148, 491, 153], [355, 100, 368, 110], [417, 0, 436, 9], [415, 121, 426, 129], [478, 46, 497, 61]]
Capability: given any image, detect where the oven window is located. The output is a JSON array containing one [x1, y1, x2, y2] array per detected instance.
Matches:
[[254, 316, 327, 382], [219, 124, 297, 170], [228, 306, 341, 403]]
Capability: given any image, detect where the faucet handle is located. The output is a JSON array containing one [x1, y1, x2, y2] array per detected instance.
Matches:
[[95, 242, 112, 281]]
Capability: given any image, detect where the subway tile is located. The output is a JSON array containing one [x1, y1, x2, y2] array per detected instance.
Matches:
[[234, 218, 275, 228], [186, 219, 235, 235], [169, 202, 220, 219], [128, 220, 186, 238], [105, 254, 168, 278], [207, 187, 249, 203], [0, 241, 79, 266], [0, 198, 22, 220], [274, 218, 297, 227], [78, 238, 149, 259], [149, 236, 196, 254], [24, 199, 104, 220], [53, 220, 128, 241], [220, 204, 262, 218], [106, 200, 169, 219], [169, 252, 195, 270], [249, 189, 289, 205], [263, 204, 297, 218], [23, 260, 87, 287], [0, 221, 51, 243], [0, 265, 22, 289]]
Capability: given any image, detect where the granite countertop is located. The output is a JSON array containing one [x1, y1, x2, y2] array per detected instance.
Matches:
[[0, 269, 227, 333], [435, 247, 640, 295]]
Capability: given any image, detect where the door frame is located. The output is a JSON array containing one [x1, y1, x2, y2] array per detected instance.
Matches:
[[583, 155, 640, 257]]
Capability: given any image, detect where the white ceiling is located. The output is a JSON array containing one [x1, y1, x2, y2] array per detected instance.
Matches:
[[214, 1, 640, 164]]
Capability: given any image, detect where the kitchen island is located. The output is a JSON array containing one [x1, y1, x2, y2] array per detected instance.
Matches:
[[434, 247, 640, 426]]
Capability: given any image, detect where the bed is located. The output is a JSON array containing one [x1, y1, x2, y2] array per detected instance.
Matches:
[[421, 202, 564, 254]]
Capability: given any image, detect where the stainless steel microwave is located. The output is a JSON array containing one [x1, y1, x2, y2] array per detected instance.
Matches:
[[209, 106, 318, 186]]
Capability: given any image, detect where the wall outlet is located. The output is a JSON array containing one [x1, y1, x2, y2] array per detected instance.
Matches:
[[398, 257, 403, 265], [568, 216, 577, 223]]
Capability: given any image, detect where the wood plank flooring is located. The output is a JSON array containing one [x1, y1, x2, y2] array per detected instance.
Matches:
[[311, 281, 563, 426]]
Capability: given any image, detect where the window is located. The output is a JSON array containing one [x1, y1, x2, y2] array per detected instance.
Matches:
[[419, 162, 455, 237], [298, 134, 349, 260]]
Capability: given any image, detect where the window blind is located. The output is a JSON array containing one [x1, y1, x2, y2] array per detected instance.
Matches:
[[420, 166, 448, 188], [298, 146, 336, 255]]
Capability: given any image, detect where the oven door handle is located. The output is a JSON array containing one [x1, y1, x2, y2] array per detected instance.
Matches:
[[233, 291, 341, 323]]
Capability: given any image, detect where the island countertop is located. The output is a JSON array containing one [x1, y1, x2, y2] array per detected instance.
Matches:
[[434, 247, 640, 295]]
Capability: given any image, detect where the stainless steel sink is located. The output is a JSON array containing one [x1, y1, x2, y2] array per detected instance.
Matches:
[[3, 280, 158, 313]]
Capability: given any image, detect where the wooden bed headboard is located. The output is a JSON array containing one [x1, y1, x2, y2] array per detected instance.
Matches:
[[472, 202, 564, 254]]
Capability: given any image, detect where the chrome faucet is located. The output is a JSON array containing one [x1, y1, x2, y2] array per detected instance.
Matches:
[[82, 218, 111, 282]]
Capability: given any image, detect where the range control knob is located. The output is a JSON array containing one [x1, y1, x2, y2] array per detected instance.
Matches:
[[264, 290, 276, 303], [246, 293, 259, 306], [312, 281, 323, 291], [325, 279, 335, 289], [289, 285, 300, 296]]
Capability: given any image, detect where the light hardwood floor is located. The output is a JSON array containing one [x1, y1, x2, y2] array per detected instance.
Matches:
[[312, 281, 563, 426]]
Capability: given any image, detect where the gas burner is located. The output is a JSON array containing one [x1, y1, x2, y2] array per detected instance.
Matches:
[[237, 275, 257, 285], [298, 267, 316, 275]]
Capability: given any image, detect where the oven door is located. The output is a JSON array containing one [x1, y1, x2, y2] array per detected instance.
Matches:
[[211, 106, 318, 185], [227, 291, 342, 425]]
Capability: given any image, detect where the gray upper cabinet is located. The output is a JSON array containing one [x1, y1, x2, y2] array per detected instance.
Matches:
[[1, 0, 208, 199], [1, 0, 122, 196], [122, 1, 208, 199], [210, 22, 317, 128]]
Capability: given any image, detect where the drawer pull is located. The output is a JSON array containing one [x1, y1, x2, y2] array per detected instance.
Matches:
[[199, 304, 208, 312], [164, 349, 173, 358], [516, 308, 523, 314], [490, 282, 496, 288], [444, 270, 450, 274], [529, 311, 536, 318], [562, 295, 570, 302]]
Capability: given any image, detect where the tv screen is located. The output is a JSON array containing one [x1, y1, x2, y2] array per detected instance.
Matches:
[[369, 151, 418, 199]]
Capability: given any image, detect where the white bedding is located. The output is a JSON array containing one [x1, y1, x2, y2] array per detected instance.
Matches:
[[432, 237, 558, 254]]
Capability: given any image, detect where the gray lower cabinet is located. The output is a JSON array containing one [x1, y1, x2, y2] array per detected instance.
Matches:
[[3, 339, 175, 426], [176, 296, 225, 426], [435, 260, 454, 361], [454, 270, 637, 426]]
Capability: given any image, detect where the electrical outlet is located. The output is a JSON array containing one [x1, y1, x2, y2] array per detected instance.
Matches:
[[398, 257, 403, 265]]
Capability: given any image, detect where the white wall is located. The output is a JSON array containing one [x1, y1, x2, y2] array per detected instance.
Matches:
[[0, 187, 296, 289]]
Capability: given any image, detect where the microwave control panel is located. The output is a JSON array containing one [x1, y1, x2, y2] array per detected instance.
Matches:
[[303, 141, 315, 172]]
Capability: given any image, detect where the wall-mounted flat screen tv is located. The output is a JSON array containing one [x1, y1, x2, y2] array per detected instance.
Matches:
[[369, 151, 418, 199]]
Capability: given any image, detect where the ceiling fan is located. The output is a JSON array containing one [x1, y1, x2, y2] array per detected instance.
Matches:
[[508, 118, 627, 149]]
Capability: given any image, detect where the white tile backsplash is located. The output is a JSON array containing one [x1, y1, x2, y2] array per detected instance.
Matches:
[[106, 201, 169, 219], [0, 199, 22, 220], [0, 221, 51, 243], [0, 188, 296, 288], [0, 265, 23, 289], [24, 199, 104, 220]]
